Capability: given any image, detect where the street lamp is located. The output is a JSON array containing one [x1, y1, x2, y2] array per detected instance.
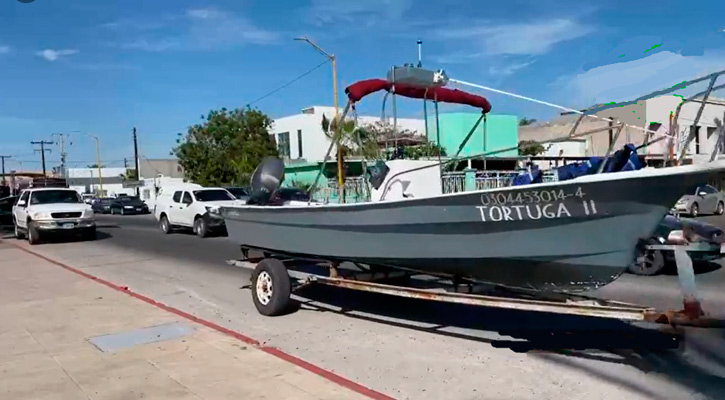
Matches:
[[294, 36, 345, 202]]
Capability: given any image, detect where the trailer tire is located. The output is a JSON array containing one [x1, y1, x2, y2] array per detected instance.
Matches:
[[251, 258, 291, 316], [628, 238, 665, 276]]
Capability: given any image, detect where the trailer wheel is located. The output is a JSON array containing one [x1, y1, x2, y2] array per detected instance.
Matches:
[[628, 239, 665, 276], [251, 258, 291, 316]]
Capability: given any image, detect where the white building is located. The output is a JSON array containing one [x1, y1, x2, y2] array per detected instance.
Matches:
[[66, 168, 136, 197], [519, 95, 725, 162], [270, 105, 425, 162]]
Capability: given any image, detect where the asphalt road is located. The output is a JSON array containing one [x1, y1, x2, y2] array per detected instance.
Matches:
[[6, 213, 725, 399]]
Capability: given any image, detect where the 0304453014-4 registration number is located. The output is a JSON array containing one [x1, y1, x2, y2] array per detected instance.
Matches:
[[479, 187, 586, 206]]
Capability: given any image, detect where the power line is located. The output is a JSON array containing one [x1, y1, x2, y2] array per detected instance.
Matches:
[[245, 59, 329, 107]]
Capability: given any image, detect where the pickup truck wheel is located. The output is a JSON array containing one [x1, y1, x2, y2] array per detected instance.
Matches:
[[194, 218, 208, 238], [159, 215, 172, 234], [27, 222, 41, 245]]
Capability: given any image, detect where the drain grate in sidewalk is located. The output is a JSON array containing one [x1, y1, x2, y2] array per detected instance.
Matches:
[[89, 322, 194, 352]]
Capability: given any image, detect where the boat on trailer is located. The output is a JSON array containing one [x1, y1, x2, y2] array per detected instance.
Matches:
[[221, 67, 725, 295]]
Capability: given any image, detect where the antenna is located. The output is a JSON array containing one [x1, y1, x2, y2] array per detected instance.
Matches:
[[417, 39, 423, 67]]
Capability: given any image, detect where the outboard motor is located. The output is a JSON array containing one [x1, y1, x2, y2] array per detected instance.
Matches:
[[247, 157, 285, 205]]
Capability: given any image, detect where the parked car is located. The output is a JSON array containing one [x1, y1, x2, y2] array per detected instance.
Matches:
[[153, 186, 241, 238], [12, 188, 96, 245], [225, 187, 250, 202], [109, 196, 149, 215], [273, 187, 310, 203], [0, 195, 18, 227], [629, 214, 725, 275], [91, 197, 114, 214], [671, 184, 725, 216]]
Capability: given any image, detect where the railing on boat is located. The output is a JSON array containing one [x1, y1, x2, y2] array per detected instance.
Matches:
[[441, 170, 559, 194]]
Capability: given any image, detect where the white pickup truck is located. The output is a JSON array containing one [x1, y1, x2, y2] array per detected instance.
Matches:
[[153, 186, 242, 237], [12, 187, 96, 245]]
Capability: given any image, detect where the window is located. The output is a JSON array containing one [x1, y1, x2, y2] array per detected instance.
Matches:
[[192, 189, 235, 202], [297, 129, 303, 158], [18, 191, 30, 204], [704, 185, 719, 194], [172, 191, 182, 203], [182, 192, 193, 204], [277, 132, 290, 158], [29, 190, 82, 205], [692, 125, 701, 154]]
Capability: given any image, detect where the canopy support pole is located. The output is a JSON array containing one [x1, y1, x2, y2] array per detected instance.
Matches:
[[308, 102, 352, 201]]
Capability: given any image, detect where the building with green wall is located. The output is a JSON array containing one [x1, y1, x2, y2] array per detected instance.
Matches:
[[426, 113, 519, 158]]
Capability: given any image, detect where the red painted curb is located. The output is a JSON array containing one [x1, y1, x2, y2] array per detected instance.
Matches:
[[10, 243, 395, 400]]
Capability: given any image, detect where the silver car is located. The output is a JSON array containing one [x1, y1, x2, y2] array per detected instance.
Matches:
[[672, 184, 725, 216]]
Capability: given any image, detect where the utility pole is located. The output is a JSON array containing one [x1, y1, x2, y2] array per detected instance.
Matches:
[[0, 155, 10, 187], [51, 133, 69, 178], [124, 158, 128, 168], [132, 127, 140, 195], [31, 140, 53, 176]]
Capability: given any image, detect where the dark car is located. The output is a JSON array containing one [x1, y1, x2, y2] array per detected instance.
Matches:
[[270, 187, 310, 204], [91, 197, 114, 214], [0, 195, 18, 227], [225, 187, 251, 202], [109, 196, 149, 215]]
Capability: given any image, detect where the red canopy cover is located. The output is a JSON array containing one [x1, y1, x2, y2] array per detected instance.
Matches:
[[345, 79, 491, 113]]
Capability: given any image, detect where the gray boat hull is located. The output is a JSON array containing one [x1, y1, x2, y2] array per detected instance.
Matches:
[[221, 164, 723, 292]]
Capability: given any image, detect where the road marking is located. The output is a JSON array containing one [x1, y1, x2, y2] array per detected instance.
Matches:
[[6, 241, 395, 400]]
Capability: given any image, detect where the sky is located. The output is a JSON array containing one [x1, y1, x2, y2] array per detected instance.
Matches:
[[0, 0, 724, 172]]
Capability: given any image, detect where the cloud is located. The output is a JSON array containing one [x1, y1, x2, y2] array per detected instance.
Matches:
[[554, 50, 725, 107], [185, 8, 280, 47], [35, 49, 79, 61], [436, 19, 594, 56], [488, 60, 536, 77], [0, 46, 10, 54], [114, 8, 279, 52], [305, 0, 412, 27]]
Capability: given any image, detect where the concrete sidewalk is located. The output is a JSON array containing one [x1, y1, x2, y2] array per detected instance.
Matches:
[[0, 242, 371, 400]]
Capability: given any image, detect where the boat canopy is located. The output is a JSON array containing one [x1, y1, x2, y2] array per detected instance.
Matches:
[[345, 79, 492, 113]]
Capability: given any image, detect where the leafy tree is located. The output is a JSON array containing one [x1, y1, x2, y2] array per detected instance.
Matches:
[[119, 169, 138, 181], [518, 140, 546, 156], [322, 118, 446, 160], [172, 107, 278, 186], [518, 117, 538, 126], [86, 163, 105, 168]]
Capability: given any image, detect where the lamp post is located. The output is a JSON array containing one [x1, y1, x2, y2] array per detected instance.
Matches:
[[294, 36, 344, 202], [88, 134, 103, 196]]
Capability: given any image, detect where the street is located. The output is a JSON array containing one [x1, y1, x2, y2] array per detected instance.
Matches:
[[4, 214, 725, 399]]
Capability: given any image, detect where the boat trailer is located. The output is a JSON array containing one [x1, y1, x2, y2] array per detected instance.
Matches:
[[227, 246, 725, 329]]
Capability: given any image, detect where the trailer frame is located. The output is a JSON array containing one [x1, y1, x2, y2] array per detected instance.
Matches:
[[227, 246, 725, 329]]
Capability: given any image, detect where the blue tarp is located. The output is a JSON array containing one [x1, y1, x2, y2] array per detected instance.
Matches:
[[554, 143, 644, 182], [512, 165, 543, 186]]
